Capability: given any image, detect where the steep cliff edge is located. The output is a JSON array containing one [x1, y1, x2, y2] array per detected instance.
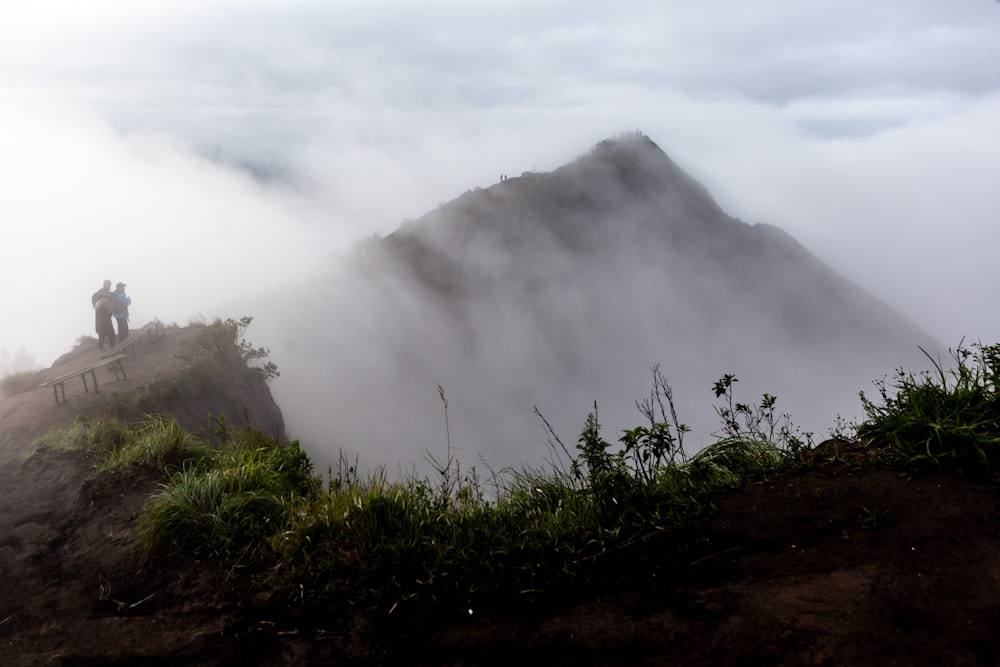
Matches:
[[0, 321, 290, 665], [0, 322, 285, 469]]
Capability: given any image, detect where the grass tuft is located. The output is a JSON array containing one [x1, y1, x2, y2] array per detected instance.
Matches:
[[860, 342, 1000, 476], [99, 415, 215, 474]]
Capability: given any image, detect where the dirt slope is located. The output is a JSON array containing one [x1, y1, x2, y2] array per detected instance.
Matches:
[[1, 331, 999, 665]]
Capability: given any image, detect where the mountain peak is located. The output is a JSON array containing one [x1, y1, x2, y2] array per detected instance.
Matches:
[[377, 131, 731, 271], [565, 132, 724, 217], [338, 133, 936, 455]]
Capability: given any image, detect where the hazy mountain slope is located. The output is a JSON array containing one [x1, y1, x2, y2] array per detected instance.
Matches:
[[263, 134, 937, 473], [375, 135, 927, 349]]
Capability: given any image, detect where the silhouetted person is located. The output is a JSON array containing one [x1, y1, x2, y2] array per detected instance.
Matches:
[[111, 282, 131, 341], [91, 279, 112, 306], [94, 297, 116, 351]]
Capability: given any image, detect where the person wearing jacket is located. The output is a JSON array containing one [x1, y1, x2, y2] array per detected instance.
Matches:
[[111, 282, 132, 341], [91, 279, 112, 307], [94, 297, 116, 351]]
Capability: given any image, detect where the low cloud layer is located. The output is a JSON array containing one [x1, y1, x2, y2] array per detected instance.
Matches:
[[1, 2, 998, 469], [238, 138, 939, 474]]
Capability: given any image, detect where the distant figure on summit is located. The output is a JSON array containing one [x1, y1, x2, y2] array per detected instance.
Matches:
[[94, 297, 116, 351], [111, 282, 131, 341], [91, 279, 112, 307]]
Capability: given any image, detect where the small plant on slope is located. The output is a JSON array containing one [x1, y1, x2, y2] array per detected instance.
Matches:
[[619, 364, 690, 484], [711, 374, 812, 461], [859, 341, 1000, 476]]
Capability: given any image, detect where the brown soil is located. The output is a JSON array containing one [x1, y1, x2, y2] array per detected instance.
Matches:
[[2, 332, 999, 665]]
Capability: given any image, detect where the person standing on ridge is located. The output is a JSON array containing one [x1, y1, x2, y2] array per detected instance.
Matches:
[[94, 297, 116, 351], [111, 282, 131, 341], [91, 279, 112, 306]]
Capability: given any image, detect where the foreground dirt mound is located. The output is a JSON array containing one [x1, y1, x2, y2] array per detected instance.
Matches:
[[2, 336, 1000, 665], [0, 451, 240, 666], [3, 444, 1000, 665], [372, 451, 1000, 667]]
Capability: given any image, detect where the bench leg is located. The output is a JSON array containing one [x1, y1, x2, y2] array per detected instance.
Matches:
[[111, 360, 128, 381], [82, 369, 100, 393], [52, 383, 66, 406]]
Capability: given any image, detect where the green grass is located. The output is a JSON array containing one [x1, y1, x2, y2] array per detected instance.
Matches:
[[137, 433, 319, 563], [860, 342, 1000, 476], [34, 369, 810, 608], [269, 461, 659, 603], [98, 415, 216, 474], [123, 374, 795, 606], [686, 437, 785, 486], [34, 340, 1000, 611], [31, 414, 132, 457]]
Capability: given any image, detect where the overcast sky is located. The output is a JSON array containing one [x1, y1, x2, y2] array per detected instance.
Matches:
[[2, 0, 999, 373]]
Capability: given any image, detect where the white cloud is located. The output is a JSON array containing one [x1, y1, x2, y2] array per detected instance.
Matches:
[[1, 0, 999, 467], [0, 102, 335, 364]]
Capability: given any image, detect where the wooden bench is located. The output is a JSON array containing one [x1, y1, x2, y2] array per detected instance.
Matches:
[[100, 320, 163, 360], [40, 354, 128, 406]]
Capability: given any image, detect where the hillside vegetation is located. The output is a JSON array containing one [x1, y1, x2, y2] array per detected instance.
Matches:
[[5, 318, 1000, 665], [36, 334, 1000, 611]]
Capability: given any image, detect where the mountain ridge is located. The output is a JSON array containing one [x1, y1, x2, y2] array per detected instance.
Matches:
[[370, 132, 930, 351], [264, 132, 938, 474]]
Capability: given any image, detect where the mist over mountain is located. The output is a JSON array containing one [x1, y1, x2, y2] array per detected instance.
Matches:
[[257, 133, 938, 474]]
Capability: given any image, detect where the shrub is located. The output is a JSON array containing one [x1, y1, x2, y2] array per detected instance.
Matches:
[[98, 415, 215, 474], [179, 316, 279, 383], [711, 374, 812, 459], [0, 370, 37, 398], [138, 434, 319, 562], [859, 342, 1000, 476], [32, 415, 131, 456]]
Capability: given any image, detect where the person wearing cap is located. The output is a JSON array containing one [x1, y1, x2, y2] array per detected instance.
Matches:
[[111, 282, 132, 341]]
